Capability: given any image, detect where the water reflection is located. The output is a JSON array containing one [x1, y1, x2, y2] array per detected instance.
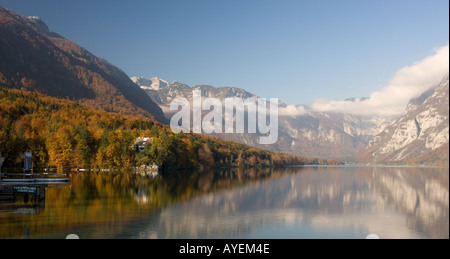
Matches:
[[124, 166, 449, 239], [0, 168, 279, 239], [0, 166, 448, 239], [369, 167, 449, 239]]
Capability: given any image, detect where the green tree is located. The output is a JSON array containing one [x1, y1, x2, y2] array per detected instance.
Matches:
[[150, 124, 160, 138], [74, 125, 96, 168]]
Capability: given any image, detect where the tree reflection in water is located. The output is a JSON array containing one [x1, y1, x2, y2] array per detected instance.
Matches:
[[0, 167, 285, 239], [0, 166, 448, 239]]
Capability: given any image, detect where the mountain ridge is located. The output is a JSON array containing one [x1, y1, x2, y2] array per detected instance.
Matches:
[[364, 75, 449, 165], [134, 75, 449, 165], [133, 76, 394, 160], [0, 6, 168, 123]]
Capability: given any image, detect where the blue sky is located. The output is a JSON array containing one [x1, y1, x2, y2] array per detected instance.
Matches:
[[0, 0, 448, 105]]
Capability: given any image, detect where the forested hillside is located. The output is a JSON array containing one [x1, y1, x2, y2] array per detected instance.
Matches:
[[0, 88, 342, 171], [0, 6, 167, 123]]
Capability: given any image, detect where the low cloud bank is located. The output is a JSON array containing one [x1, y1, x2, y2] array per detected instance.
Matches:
[[311, 44, 449, 116]]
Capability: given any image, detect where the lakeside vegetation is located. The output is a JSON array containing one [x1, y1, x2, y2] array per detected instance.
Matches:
[[0, 88, 343, 171]]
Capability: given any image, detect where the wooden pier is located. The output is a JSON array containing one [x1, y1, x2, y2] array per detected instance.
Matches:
[[0, 153, 68, 183], [0, 173, 69, 183]]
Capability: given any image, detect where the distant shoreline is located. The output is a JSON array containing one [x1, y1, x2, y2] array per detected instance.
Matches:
[[287, 164, 450, 169]]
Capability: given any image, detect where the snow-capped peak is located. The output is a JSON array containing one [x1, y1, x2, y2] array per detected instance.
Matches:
[[131, 76, 169, 90]]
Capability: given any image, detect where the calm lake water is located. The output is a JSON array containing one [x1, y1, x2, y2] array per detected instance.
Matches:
[[0, 166, 448, 239]]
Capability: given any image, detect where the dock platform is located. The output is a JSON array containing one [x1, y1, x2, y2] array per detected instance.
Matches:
[[0, 173, 69, 183]]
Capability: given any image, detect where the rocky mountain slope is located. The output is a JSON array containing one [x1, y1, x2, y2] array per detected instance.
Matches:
[[131, 76, 169, 90], [138, 75, 449, 165], [134, 77, 393, 160], [277, 107, 392, 159], [0, 6, 167, 123], [365, 76, 449, 165]]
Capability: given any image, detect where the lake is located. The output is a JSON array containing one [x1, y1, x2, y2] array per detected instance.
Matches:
[[0, 166, 448, 239]]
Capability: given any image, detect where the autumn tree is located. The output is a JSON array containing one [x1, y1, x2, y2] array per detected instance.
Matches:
[[0, 87, 322, 171]]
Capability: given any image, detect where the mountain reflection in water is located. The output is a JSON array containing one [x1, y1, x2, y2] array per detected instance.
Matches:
[[123, 166, 449, 239], [0, 166, 448, 239]]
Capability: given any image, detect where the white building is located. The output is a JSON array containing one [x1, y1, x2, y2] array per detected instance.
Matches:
[[134, 137, 154, 151]]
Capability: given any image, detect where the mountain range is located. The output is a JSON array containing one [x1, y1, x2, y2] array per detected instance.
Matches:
[[133, 77, 394, 161], [133, 76, 449, 165], [1, 6, 447, 165], [364, 76, 449, 165], [0, 6, 167, 123]]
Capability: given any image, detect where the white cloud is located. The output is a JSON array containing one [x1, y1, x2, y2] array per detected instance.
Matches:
[[311, 44, 450, 116], [279, 104, 308, 117]]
